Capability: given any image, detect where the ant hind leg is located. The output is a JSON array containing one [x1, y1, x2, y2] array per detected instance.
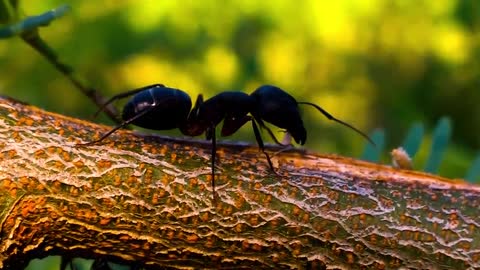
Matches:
[[77, 106, 155, 146]]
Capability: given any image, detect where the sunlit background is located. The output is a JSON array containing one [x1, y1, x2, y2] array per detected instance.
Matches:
[[1, 1, 480, 269], [1, 0, 480, 178]]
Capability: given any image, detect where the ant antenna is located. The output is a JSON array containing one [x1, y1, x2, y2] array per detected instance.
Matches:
[[298, 102, 375, 146]]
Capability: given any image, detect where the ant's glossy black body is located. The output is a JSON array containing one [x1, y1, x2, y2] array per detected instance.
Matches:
[[79, 83, 373, 201], [80, 84, 194, 145], [185, 85, 374, 182]]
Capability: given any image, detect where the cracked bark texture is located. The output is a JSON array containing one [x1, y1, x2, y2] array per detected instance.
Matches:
[[0, 96, 479, 269]]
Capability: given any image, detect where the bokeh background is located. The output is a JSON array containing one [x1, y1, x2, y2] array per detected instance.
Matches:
[[2, 0, 480, 180], [1, 1, 480, 269]]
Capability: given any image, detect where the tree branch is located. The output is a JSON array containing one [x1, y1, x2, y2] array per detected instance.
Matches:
[[0, 96, 479, 269]]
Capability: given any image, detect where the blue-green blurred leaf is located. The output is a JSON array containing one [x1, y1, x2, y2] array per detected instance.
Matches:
[[360, 128, 385, 162], [401, 122, 424, 157], [424, 117, 451, 173], [25, 256, 61, 270], [0, 4, 69, 38], [72, 258, 93, 270], [106, 261, 131, 270], [465, 153, 480, 183]]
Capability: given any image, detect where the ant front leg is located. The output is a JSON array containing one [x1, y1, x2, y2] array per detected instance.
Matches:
[[256, 118, 292, 147], [223, 115, 279, 175], [250, 118, 279, 176]]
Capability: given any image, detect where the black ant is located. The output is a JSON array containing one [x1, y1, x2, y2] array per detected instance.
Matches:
[[184, 85, 374, 183], [78, 84, 373, 202]]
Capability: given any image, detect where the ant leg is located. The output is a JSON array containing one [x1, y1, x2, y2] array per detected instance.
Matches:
[[210, 125, 217, 202], [222, 114, 285, 146], [190, 94, 204, 115], [59, 256, 74, 270], [264, 125, 289, 146], [251, 119, 278, 175], [180, 94, 206, 137], [77, 106, 155, 146], [255, 118, 290, 146], [94, 84, 165, 118]]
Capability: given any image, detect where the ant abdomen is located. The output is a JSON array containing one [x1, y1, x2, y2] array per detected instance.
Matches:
[[122, 86, 192, 130]]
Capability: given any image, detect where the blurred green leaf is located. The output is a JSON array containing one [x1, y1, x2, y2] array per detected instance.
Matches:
[[401, 122, 424, 157], [105, 261, 131, 270], [360, 128, 385, 162], [424, 117, 451, 173], [465, 153, 480, 183], [75, 258, 95, 270], [0, 4, 69, 38], [25, 256, 61, 270]]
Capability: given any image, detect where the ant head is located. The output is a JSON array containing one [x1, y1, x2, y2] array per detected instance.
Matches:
[[181, 94, 208, 136], [289, 124, 307, 145]]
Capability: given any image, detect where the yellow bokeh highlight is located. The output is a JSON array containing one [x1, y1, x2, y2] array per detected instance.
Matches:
[[123, 0, 175, 33], [110, 54, 201, 97], [76, 0, 129, 21], [309, 76, 374, 129], [203, 46, 238, 88], [307, 2, 354, 51], [305, 0, 381, 52], [378, 16, 434, 56], [433, 24, 470, 64], [428, 0, 457, 17], [259, 34, 306, 87]]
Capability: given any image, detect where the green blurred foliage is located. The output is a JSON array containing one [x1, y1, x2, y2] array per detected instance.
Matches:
[[1, 0, 480, 181]]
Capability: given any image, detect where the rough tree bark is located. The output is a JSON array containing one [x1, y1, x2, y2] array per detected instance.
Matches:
[[0, 96, 479, 269]]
